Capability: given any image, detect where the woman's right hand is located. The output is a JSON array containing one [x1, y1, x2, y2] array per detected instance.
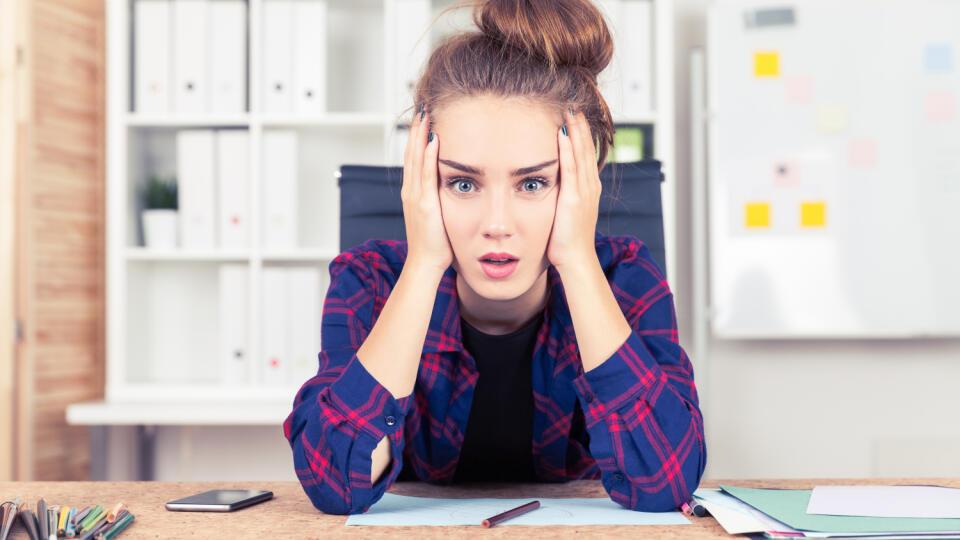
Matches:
[[401, 105, 453, 274]]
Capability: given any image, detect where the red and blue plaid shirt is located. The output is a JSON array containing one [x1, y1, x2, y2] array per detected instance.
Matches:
[[283, 231, 706, 515]]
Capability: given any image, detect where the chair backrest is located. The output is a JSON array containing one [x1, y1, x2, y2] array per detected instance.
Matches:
[[337, 159, 667, 274]]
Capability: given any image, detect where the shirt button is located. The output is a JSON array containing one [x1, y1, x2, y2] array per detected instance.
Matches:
[[384, 415, 396, 426], [613, 472, 625, 482]]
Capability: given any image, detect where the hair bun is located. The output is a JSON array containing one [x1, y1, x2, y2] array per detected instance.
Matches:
[[474, 0, 613, 77]]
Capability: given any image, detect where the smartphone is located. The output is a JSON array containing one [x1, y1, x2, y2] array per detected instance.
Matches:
[[165, 489, 274, 512]]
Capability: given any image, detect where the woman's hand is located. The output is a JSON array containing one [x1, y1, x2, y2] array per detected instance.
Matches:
[[401, 105, 453, 274], [547, 106, 601, 272]]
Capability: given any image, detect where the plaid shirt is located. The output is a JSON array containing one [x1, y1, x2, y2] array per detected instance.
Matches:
[[283, 231, 706, 515]]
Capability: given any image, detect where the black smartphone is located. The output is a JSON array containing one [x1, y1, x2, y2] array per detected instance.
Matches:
[[165, 489, 274, 512]]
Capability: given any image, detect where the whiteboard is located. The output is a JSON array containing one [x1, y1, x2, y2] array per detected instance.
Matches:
[[706, 0, 960, 338]]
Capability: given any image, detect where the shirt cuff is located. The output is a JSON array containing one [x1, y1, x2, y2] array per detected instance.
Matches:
[[325, 354, 411, 441], [571, 330, 665, 426]]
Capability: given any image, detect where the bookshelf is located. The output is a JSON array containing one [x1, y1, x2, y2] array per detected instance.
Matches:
[[68, 0, 676, 427]]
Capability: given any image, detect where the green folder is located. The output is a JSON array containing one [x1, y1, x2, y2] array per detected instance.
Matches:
[[720, 485, 960, 534], [612, 127, 643, 162]]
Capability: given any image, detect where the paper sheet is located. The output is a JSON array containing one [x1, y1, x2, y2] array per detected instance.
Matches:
[[807, 486, 960, 519], [693, 488, 798, 535], [720, 485, 960, 534], [345, 493, 691, 526]]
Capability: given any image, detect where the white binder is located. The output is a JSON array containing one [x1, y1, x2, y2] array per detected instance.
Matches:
[[177, 129, 217, 248], [209, 0, 247, 114], [216, 130, 250, 249], [261, 130, 298, 249], [293, 0, 327, 115], [391, 0, 430, 114], [218, 264, 250, 385], [286, 267, 320, 385], [134, 0, 172, 114], [261, 267, 289, 386], [172, 0, 210, 114], [620, 0, 653, 117], [262, 0, 294, 114]]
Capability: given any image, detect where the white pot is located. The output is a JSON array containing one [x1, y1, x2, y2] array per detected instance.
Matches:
[[142, 209, 179, 249]]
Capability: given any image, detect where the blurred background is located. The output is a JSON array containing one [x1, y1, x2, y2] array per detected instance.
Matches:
[[2, 0, 959, 483]]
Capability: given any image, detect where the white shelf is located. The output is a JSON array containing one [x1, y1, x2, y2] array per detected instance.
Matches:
[[262, 248, 340, 262], [67, 400, 293, 426], [126, 247, 251, 262], [259, 112, 393, 128], [126, 114, 250, 127]]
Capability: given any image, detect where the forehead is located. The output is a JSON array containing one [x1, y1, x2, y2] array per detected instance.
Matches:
[[434, 96, 561, 173]]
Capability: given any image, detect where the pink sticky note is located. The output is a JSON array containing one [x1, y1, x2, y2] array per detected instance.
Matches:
[[848, 139, 877, 169], [785, 75, 813, 105], [925, 91, 956, 122], [773, 160, 799, 187]]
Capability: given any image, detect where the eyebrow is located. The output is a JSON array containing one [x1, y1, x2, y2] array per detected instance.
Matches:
[[438, 159, 558, 177]]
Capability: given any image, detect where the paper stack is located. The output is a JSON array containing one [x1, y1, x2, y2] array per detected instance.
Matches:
[[694, 485, 960, 539]]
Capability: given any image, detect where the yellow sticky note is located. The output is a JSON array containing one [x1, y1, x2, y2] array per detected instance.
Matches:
[[745, 202, 771, 228], [801, 201, 826, 228], [754, 52, 780, 77]]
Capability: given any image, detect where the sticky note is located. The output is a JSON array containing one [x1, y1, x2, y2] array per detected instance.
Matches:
[[773, 160, 799, 187], [925, 91, 956, 122], [754, 52, 780, 77], [785, 75, 813, 104], [745, 202, 771, 228], [816, 105, 848, 132], [848, 138, 877, 169], [801, 201, 826, 228], [924, 43, 954, 73]]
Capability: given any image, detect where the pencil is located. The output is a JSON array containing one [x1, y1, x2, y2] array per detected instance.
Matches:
[[481, 500, 541, 528], [58, 505, 71, 536], [97, 513, 134, 540], [106, 503, 126, 523]]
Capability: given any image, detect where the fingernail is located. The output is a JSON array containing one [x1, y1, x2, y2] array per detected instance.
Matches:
[[428, 131, 434, 142], [418, 102, 424, 114], [568, 106, 574, 116], [420, 109, 425, 122], [561, 124, 568, 137]]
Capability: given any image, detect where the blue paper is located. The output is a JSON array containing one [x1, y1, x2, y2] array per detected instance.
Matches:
[[924, 43, 954, 73], [345, 493, 691, 526]]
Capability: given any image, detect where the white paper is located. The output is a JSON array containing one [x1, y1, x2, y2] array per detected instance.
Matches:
[[172, 0, 210, 113], [261, 267, 289, 386], [293, 0, 327, 115], [262, 0, 294, 114], [218, 264, 250, 385], [807, 486, 960, 519], [177, 129, 217, 248], [216, 130, 250, 249], [209, 0, 247, 114], [134, 0, 171, 113], [692, 488, 798, 535], [261, 130, 298, 249], [347, 493, 691, 527]]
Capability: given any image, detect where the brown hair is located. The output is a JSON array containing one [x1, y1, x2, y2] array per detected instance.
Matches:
[[403, 0, 617, 171]]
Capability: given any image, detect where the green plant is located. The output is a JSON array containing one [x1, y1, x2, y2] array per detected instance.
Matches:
[[141, 174, 178, 210]]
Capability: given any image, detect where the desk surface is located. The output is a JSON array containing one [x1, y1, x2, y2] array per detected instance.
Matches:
[[3, 478, 958, 539]]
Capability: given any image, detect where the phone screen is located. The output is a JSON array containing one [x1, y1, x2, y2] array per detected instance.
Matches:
[[166, 489, 273, 512]]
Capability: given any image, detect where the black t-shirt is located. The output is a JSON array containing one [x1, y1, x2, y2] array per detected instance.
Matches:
[[451, 310, 544, 483]]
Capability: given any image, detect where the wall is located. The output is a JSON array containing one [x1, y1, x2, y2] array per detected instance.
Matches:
[[672, 0, 960, 480]]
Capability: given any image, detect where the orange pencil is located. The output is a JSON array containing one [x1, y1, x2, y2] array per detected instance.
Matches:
[[106, 503, 126, 523]]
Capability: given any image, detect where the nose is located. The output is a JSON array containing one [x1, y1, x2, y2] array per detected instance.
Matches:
[[482, 187, 514, 240]]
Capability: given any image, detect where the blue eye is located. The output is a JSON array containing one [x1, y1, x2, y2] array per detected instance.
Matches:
[[445, 177, 550, 194]]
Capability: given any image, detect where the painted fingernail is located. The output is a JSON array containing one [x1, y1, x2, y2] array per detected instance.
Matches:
[[418, 102, 424, 114], [561, 124, 568, 137], [428, 131, 434, 142], [568, 106, 574, 116], [420, 109, 425, 122]]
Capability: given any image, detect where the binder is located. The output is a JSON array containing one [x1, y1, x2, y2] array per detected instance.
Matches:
[[261, 267, 289, 386], [172, 0, 210, 114], [391, 0, 431, 114], [134, 0, 172, 114], [620, 0, 653, 116], [209, 0, 247, 114], [293, 0, 327, 115], [262, 0, 294, 114], [595, 0, 625, 119], [261, 130, 298, 249], [177, 129, 217, 248], [218, 264, 250, 385], [286, 267, 320, 385], [216, 130, 250, 249]]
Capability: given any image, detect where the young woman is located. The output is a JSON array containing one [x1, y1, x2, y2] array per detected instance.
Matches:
[[283, 0, 705, 515]]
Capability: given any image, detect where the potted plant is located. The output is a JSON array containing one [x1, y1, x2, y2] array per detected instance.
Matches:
[[140, 174, 179, 249]]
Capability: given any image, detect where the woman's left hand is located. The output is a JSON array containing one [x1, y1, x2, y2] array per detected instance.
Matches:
[[547, 106, 602, 272]]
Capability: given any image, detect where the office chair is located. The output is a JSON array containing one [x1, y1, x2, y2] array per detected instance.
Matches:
[[337, 159, 667, 274]]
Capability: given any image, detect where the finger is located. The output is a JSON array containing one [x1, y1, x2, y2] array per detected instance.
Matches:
[[411, 110, 430, 197], [557, 122, 577, 200], [564, 106, 590, 195], [421, 130, 439, 198], [403, 104, 425, 197]]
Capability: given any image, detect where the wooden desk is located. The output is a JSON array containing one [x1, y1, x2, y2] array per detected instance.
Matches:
[[3, 478, 957, 539]]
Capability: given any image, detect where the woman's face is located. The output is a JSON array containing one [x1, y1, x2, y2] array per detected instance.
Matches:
[[433, 95, 562, 301]]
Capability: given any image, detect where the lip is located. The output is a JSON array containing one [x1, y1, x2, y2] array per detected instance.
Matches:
[[479, 252, 518, 261], [480, 259, 518, 279]]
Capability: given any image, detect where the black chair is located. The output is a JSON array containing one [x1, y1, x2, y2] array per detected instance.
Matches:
[[337, 159, 667, 274]]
